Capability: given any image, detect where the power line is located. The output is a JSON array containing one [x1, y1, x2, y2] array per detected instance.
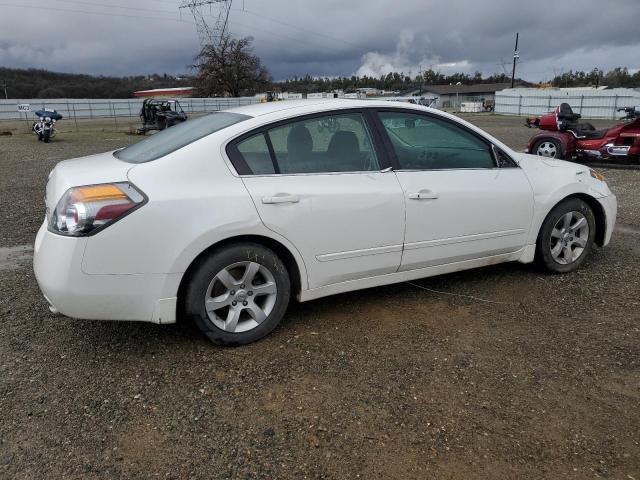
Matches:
[[3, 1, 347, 52], [49, 0, 180, 15], [228, 18, 326, 48], [233, 7, 366, 51], [0, 2, 193, 23]]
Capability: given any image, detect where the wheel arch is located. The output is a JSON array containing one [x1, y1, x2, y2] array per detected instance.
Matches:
[[538, 193, 607, 247], [176, 234, 304, 320], [529, 132, 573, 158]]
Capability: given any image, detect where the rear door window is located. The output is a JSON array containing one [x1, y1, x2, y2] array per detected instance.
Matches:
[[229, 112, 380, 175], [236, 133, 276, 174]]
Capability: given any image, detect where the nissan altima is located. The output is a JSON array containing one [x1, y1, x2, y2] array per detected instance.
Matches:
[[34, 100, 617, 345]]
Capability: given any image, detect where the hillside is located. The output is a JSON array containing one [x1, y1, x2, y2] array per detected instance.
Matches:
[[0, 68, 193, 99]]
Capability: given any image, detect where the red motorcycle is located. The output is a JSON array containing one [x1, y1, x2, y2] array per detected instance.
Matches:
[[525, 103, 640, 164]]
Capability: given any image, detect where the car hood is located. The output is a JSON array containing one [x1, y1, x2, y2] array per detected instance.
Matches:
[[45, 151, 133, 214], [514, 152, 588, 173], [512, 152, 612, 198]]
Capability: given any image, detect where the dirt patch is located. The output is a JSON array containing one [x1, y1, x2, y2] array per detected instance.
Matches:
[[0, 245, 33, 271], [1, 115, 639, 479]]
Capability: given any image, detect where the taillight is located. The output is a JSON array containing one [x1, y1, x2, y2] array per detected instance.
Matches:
[[49, 182, 145, 236]]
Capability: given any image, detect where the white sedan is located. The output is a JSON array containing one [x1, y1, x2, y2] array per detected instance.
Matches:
[[34, 100, 617, 345]]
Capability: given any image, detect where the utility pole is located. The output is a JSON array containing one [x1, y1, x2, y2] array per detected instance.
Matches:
[[511, 32, 519, 88]]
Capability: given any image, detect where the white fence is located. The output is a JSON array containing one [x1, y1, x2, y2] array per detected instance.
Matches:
[[0, 97, 260, 121], [495, 88, 640, 119]]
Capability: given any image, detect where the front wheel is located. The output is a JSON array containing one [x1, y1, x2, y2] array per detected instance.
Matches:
[[536, 198, 596, 273], [183, 243, 291, 345], [533, 138, 563, 159]]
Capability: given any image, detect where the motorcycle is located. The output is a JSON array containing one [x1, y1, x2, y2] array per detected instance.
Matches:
[[525, 103, 640, 164], [32, 109, 63, 143]]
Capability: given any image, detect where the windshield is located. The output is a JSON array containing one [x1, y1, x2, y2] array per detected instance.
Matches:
[[114, 112, 250, 163]]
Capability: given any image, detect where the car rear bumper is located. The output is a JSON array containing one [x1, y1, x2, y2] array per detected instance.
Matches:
[[33, 221, 179, 324]]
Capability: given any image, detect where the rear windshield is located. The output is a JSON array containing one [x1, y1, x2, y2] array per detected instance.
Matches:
[[114, 112, 250, 163]]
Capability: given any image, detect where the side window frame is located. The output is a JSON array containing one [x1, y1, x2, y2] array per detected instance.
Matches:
[[370, 108, 517, 171], [491, 144, 519, 168], [226, 108, 391, 176]]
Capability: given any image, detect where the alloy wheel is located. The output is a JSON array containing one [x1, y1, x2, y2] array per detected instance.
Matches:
[[549, 211, 589, 265], [536, 141, 558, 158], [204, 261, 278, 333]]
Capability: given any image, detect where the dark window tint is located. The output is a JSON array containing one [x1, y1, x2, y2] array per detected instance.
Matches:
[[236, 133, 275, 174], [114, 112, 249, 163], [493, 146, 518, 168], [266, 113, 379, 174], [378, 112, 495, 170]]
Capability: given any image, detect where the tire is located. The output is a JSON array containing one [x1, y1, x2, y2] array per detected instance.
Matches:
[[43, 133, 50, 143], [533, 138, 563, 159], [183, 243, 291, 345], [536, 198, 596, 273]]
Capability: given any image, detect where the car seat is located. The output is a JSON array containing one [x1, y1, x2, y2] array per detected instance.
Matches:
[[283, 125, 314, 173], [326, 131, 362, 171]]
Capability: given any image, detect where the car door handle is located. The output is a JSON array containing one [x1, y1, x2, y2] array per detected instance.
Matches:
[[262, 194, 300, 204], [408, 190, 439, 200]]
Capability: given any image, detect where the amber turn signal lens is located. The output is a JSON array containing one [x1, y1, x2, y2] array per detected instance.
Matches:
[[71, 184, 127, 202], [589, 169, 605, 181]]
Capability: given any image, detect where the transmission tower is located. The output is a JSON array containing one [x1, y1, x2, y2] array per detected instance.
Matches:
[[179, 0, 233, 49]]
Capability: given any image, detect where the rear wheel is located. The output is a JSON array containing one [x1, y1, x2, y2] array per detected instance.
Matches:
[[183, 243, 291, 345], [533, 138, 563, 159], [536, 198, 596, 273]]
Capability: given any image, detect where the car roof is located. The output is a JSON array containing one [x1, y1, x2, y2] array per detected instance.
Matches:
[[225, 98, 433, 118]]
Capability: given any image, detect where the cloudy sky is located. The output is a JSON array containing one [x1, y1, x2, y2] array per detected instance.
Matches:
[[1, 0, 639, 81]]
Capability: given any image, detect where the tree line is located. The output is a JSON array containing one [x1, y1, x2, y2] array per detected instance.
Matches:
[[551, 68, 640, 89], [0, 68, 192, 99], [192, 36, 518, 97]]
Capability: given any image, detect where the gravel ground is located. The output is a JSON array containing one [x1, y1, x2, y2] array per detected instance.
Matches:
[[0, 114, 639, 479]]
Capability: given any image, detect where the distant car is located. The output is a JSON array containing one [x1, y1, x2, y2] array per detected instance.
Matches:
[[137, 98, 187, 134], [34, 100, 617, 345]]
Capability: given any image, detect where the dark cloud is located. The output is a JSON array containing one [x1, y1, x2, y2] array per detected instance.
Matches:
[[1, 0, 639, 81]]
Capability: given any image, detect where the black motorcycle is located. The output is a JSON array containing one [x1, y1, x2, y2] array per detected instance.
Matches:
[[32, 109, 63, 143]]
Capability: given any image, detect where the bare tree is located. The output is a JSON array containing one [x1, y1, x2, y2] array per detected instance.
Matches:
[[194, 35, 271, 97]]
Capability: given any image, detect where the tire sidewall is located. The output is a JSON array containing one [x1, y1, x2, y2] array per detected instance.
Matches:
[[536, 198, 596, 273], [184, 243, 291, 346]]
